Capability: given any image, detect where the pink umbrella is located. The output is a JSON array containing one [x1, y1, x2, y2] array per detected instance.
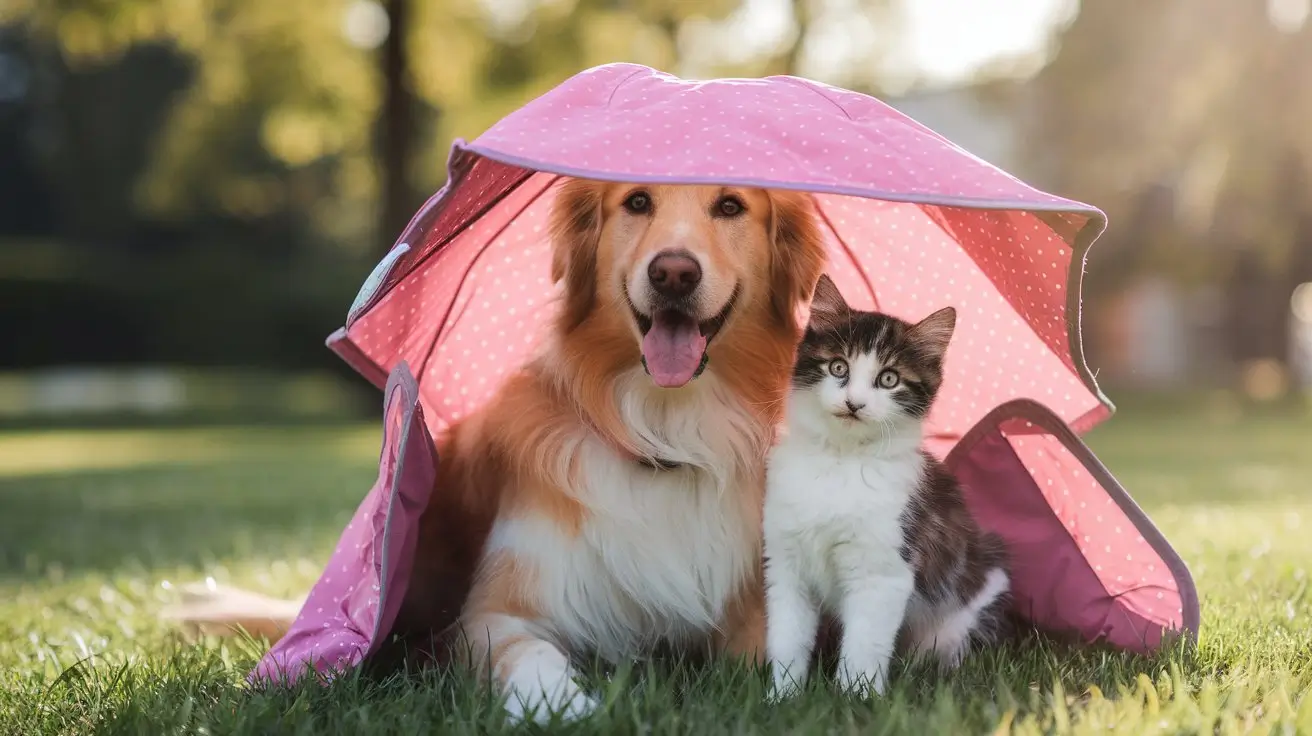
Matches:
[[252, 63, 1198, 685]]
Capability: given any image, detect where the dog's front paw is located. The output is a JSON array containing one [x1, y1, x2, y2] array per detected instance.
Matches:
[[505, 677, 601, 725]]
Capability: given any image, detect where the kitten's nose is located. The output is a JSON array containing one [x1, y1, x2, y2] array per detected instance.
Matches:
[[845, 400, 864, 415]]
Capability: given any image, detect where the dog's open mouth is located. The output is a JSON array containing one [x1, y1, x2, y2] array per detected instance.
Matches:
[[631, 287, 738, 388]]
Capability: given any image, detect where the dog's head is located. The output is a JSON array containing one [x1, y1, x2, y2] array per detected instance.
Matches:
[[549, 179, 826, 389]]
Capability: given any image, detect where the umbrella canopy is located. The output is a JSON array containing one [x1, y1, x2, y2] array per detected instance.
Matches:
[[328, 62, 1113, 461]]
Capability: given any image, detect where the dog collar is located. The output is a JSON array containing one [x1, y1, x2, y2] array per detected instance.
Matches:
[[639, 352, 710, 381]]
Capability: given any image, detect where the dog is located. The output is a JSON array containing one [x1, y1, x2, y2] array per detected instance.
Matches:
[[170, 178, 827, 723]]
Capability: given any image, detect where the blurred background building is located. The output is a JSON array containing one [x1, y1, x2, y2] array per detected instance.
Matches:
[[2, 0, 1310, 423]]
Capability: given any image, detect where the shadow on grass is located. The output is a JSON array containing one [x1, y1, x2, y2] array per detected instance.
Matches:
[[0, 455, 377, 582]]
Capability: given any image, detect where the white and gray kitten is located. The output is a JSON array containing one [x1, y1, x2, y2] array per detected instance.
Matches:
[[764, 274, 1011, 699]]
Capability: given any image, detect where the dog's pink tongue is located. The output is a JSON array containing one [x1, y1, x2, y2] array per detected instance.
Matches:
[[642, 311, 707, 388]]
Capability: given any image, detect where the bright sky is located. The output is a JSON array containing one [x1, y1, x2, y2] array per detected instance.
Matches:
[[471, 0, 1079, 92], [683, 0, 1076, 92], [896, 0, 1076, 84]]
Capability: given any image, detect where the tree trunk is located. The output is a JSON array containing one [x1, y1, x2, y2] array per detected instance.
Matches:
[[376, 0, 420, 256]]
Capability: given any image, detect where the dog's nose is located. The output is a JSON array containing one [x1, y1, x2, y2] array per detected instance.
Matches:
[[845, 400, 864, 414], [647, 252, 702, 299]]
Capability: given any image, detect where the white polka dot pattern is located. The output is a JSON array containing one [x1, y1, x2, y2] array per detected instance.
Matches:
[[347, 154, 536, 321], [250, 367, 436, 686], [469, 64, 1095, 208], [1006, 425, 1183, 629], [353, 171, 561, 437]]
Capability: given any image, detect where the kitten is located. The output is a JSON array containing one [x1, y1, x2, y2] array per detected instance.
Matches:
[[763, 274, 1011, 699]]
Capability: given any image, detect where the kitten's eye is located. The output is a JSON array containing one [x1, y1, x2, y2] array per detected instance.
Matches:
[[714, 195, 745, 218], [623, 191, 652, 214], [876, 368, 900, 389], [828, 358, 849, 378]]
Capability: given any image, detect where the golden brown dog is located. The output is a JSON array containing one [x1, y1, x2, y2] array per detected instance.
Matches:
[[173, 178, 827, 723]]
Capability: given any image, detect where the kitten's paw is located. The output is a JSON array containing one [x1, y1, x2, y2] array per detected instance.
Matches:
[[767, 677, 803, 704], [836, 665, 886, 699], [767, 660, 809, 703], [504, 678, 600, 725]]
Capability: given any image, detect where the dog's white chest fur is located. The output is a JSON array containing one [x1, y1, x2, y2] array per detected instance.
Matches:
[[764, 437, 922, 602], [486, 371, 760, 663]]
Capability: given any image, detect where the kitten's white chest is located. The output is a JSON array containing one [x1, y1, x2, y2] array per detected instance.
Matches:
[[764, 438, 922, 602]]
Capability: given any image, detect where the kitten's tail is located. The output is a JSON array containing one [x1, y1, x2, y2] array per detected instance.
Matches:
[[975, 531, 1018, 644]]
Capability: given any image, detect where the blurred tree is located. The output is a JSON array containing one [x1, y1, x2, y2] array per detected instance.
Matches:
[[1, 0, 385, 253], [1027, 0, 1312, 277], [376, 0, 424, 256], [0, 0, 769, 370], [1028, 0, 1312, 381], [1, 0, 758, 253], [0, 29, 58, 237]]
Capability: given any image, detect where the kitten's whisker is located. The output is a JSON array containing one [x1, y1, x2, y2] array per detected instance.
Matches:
[[875, 416, 897, 453]]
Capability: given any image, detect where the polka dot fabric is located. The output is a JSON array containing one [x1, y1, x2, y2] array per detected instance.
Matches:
[[362, 153, 535, 313], [469, 64, 1088, 208], [250, 363, 436, 686], [927, 206, 1083, 376], [306, 63, 1197, 663], [348, 172, 562, 438], [1006, 427, 1184, 631], [949, 404, 1197, 653]]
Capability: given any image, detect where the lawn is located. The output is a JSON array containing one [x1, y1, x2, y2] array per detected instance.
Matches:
[[2, 396, 1311, 735]]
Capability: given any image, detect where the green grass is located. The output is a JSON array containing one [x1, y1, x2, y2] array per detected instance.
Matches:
[[2, 398, 1312, 734]]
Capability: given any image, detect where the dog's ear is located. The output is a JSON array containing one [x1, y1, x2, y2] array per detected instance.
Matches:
[[767, 190, 827, 329], [549, 178, 604, 331]]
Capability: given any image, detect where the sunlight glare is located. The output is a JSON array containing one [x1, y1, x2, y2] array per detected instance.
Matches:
[[1268, 0, 1311, 33], [342, 0, 390, 50]]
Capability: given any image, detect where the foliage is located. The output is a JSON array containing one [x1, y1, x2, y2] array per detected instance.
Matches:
[[1, 0, 750, 254]]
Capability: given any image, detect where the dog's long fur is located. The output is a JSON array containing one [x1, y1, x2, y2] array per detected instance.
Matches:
[[167, 179, 827, 722]]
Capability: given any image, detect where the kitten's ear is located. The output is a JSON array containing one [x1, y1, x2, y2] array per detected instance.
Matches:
[[910, 306, 957, 358], [807, 274, 850, 330]]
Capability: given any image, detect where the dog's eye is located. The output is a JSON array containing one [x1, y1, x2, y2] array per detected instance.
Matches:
[[622, 191, 652, 214], [714, 195, 745, 218], [877, 368, 900, 389], [828, 358, 848, 378]]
